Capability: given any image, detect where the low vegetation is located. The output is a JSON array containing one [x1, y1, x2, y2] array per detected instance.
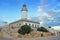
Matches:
[[17, 25, 54, 38], [48, 26, 51, 28], [37, 27, 49, 32], [18, 25, 32, 35]]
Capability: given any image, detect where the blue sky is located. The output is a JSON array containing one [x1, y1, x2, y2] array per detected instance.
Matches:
[[0, 0, 40, 23], [0, 0, 60, 27]]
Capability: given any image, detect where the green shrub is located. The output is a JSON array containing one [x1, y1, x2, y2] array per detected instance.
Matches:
[[37, 27, 49, 32], [48, 26, 51, 28], [18, 25, 32, 35]]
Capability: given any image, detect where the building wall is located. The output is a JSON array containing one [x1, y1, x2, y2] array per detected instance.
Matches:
[[1, 20, 40, 38], [23, 21, 40, 28], [9, 21, 23, 33], [8, 21, 40, 34]]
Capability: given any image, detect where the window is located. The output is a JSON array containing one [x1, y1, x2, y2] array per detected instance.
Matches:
[[17, 24, 18, 26], [32, 24, 34, 27], [35, 25, 36, 28], [11, 26, 16, 29], [19, 24, 21, 25], [29, 24, 31, 26], [17, 24, 20, 26], [37, 25, 39, 27], [11, 26, 14, 29], [0, 28, 1, 31], [25, 23, 27, 25]]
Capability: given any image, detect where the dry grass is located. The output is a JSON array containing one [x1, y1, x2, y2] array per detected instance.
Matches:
[[17, 31, 55, 38]]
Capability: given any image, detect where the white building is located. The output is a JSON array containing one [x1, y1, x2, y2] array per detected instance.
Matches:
[[1, 4, 58, 37], [8, 4, 40, 32]]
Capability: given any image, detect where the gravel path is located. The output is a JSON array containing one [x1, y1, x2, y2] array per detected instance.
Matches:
[[0, 36, 60, 40]]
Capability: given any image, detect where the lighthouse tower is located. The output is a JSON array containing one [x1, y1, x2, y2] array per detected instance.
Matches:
[[21, 4, 28, 19]]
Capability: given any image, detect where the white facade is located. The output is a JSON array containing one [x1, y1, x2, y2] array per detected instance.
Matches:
[[22, 21, 40, 28], [22, 11, 27, 19]]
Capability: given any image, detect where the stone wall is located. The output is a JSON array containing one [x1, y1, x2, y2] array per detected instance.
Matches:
[[0, 28, 3, 37]]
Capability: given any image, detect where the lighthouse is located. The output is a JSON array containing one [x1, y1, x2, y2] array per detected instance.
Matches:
[[21, 4, 28, 19]]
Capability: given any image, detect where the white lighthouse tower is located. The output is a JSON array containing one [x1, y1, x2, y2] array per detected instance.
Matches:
[[21, 4, 28, 19]]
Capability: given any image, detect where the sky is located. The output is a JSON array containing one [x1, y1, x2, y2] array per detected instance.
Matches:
[[0, 0, 60, 30], [52, 26, 60, 31]]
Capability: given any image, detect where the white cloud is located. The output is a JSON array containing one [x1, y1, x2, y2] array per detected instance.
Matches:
[[27, 17, 31, 20], [53, 10, 60, 12], [44, 12, 55, 20], [39, 15, 46, 20], [40, 0, 47, 4], [49, 8, 60, 13], [40, 21, 44, 25], [45, 4, 50, 8], [37, 6, 43, 12], [2, 16, 7, 18], [37, 12, 54, 20], [52, 26, 60, 30], [44, 13, 54, 18], [48, 18, 54, 20]]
